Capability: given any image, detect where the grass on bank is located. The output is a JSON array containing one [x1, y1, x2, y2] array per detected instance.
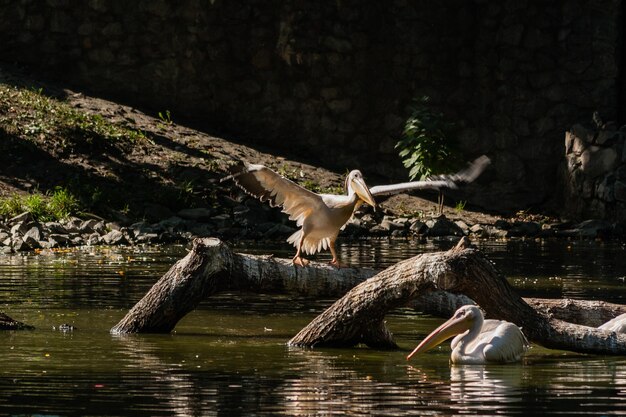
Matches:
[[0, 188, 81, 222], [0, 84, 148, 154]]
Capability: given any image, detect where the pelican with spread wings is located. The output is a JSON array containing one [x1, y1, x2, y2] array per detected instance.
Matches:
[[407, 305, 529, 364], [222, 156, 489, 267]]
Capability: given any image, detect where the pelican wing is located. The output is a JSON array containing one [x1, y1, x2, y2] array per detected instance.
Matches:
[[598, 313, 626, 333], [222, 162, 325, 225], [369, 155, 491, 197], [478, 320, 529, 363]]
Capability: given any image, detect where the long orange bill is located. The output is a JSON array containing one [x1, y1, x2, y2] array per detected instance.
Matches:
[[406, 315, 471, 361], [352, 177, 377, 209]]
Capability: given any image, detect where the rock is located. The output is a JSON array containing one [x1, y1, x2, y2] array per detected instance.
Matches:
[[106, 222, 122, 231], [62, 217, 83, 233], [44, 221, 68, 234], [409, 220, 428, 235], [427, 216, 465, 237], [24, 225, 43, 240], [188, 223, 214, 237], [493, 219, 511, 230], [557, 220, 613, 238], [8, 212, 33, 225], [11, 221, 33, 237], [469, 224, 484, 235], [143, 203, 174, 222], [0, 231, 9, 242], [79, 219, 100, 234], [23, 227, 43, 248], [455, 220, 470, 234], [483, 226, 508, 238], [264, 223, 296, 238], [12, 237, 30, 252], [507, 222, 541, 237], [580, 146, 618, 178], [343, 222, 367, 237], [391, 229, 407, 237], [176, 207, 213, 221], [210, 214, 232, 229], [615, 180, 626, 202], [379, 218, 404, 232], [565, 130, 586, 155], [93, 221, 107, 235], [234, 206, 271, 226], [102, 229, 127, 245], [576, 219, 613, 238], [86, 233, 100, 245], [369, 225, 390, 236]]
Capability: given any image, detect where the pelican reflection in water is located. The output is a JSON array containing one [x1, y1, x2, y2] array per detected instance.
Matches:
[[407, 305, 529, 365], [222, 156, 490, 267]]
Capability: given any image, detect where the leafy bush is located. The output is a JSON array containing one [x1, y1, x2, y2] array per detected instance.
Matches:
[[395, 96, 462, 180]]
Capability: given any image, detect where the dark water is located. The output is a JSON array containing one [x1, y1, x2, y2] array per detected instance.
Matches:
[[1, 238, 626, 416]]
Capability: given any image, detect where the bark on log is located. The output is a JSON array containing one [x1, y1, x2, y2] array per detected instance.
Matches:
[[0, 312, 34, 330], [289, 239, 626, 355]]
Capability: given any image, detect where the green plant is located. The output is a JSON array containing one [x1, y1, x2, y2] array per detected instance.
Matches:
[[0, 187, 82, 221], [455, 200, 467, 213], [178, 179, 197, 205], [395, 96, 462, 180], [48, 187, 80, 219], [157, 110, 172, 129], [23, 194, 48, 219], [0, 195, 24, 218]]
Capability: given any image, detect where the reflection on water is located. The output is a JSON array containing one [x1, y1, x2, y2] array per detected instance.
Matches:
[[1, 238, 626, 416]]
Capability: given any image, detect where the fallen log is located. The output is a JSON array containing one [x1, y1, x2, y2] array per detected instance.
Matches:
[[412, 291, 626, 326], [112, 238, 626, 355], [0, 312, 34, 330], [111, 238, 375, 333], [288, 239, 626, 355]]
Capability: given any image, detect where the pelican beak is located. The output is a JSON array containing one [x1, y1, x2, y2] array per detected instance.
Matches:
[[351, 177, 377, 209], [406, 314, 472, 360]]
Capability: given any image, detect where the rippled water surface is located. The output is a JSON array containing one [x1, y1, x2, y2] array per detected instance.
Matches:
[[1, 238, 626, 416]]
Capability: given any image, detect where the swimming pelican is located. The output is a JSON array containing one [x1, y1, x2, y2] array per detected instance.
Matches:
[[406, 305, 529, 364], [598, 313, 626, 333], [222, 156, 490, 267]]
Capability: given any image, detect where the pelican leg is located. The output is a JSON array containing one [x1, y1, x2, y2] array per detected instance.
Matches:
[[438, 191, 444, 216], [328, 238, 342, 268], [292, 234, 310, 267]]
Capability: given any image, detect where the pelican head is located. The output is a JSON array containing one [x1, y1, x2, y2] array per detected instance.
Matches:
[[345, 170, 377, 208], [406, 305, 480, 360]]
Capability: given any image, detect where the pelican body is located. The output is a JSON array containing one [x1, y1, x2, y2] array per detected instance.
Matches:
[[222, 156, 490, 267], [407, 305, 529, 364], [223, 163, 376, 267]]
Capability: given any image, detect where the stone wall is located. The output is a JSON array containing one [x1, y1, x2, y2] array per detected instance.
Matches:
[[562, 121, 626, 222], [0, 0, 622, 216]]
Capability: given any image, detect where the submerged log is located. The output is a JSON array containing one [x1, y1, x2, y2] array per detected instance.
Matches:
[[289, 239, 626, 355], [413, 291, 626, 327], [0, 312, 34, 330]]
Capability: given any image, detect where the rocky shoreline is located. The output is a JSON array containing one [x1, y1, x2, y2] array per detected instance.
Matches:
[[1, 199, 622, 254]]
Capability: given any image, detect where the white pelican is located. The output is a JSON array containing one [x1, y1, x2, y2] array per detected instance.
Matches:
[[222, 156, 490, 267], [598, 313, 626, 333], [406, 305, 529, 364]]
